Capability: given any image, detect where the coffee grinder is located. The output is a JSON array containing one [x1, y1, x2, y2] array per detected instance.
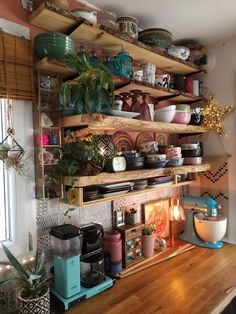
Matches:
[[50, 224, 114, 312]]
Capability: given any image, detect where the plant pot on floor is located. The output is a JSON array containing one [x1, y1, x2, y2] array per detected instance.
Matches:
[[17, 288, 50, 314], [142, 233, 155, 257]]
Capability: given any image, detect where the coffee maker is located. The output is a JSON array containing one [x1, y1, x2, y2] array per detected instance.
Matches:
[[50, 224, 114, 312]]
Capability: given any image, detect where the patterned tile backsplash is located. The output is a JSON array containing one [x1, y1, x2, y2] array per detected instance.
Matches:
[[36, 186, 185, 259]]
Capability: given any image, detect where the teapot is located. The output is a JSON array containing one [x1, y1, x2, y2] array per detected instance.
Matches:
[[71, 9, 97, 25]]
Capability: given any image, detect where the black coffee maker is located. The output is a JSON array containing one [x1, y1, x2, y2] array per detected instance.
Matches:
[[80, 223, 106, 288]]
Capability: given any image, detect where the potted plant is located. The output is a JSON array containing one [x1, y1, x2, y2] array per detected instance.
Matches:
[[57, 53, 115, 115], [0, 244, 51, 314], [142, 223, 156, 258], [56, 132, 103, 176]]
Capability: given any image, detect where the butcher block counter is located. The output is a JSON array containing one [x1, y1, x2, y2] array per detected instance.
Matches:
[[67, 243, 236, 314]]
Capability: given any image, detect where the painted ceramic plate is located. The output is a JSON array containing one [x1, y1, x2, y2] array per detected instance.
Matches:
[[112, 131, 135, 152], [135, 132, 154, 149]]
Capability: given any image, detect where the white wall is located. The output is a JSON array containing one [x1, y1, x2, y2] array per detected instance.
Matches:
[[203, 35, 236, 243]]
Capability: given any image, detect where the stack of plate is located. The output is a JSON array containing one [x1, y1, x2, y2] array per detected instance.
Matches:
[[148, 176, 173, 188], [83, 186, 100, 202], [99, 182, 133, 198], [34, 32, 76, 60], [145, 160, 168, 169]]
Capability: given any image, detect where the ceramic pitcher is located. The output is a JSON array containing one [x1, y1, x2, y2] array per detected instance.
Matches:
[[113, 51, 132, 78]]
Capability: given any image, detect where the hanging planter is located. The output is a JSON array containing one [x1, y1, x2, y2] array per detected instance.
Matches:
[[0, 132, 27, 176]]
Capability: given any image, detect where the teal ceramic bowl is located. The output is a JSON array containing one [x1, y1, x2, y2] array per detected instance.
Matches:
[[138, 28, 172, 49]]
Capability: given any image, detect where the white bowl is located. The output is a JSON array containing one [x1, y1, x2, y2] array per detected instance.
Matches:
[[154, 109, 176, 123], [184, 157, 202, 165], [168, 45, 190, 60], [194, 214, 227, 243], [155, 105, 176, 112]]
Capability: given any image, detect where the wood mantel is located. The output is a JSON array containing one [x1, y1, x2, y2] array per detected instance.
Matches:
[[67, 243, 236, 314]]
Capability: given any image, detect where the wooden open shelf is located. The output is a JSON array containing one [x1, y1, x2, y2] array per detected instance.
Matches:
[[67, 180, 195, 207], [64, 163, 210, 187], [34, 57, 76, 77], [69, 24, 202, 75], [29, 3, 202, 75], [61, 113, 208, 133], [116, 80, 203, 103], [29, 1, 78, 32]]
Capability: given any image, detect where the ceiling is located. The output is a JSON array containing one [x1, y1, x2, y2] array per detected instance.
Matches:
[[82, 0, 236, 45]]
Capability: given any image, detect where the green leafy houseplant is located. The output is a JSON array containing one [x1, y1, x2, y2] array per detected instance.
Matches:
[[143, 223, 156, 235], [0, 244, 50, 300], [56, 132, 104, 176], [57, 53, 115, 115]]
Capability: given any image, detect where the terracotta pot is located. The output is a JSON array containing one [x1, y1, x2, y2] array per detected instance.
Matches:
[[142, 233, 155, 257], [17, 288, 50, 314]]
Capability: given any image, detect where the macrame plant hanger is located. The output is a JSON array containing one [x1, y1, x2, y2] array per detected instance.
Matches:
[[0, 29, 24, 164]]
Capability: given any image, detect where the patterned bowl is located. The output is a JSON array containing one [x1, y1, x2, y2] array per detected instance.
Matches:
[[168, 45, 190, 60], [167, 158, 184, 167], [154, 108, 176, 123], [145, 160, 168, 169], [138, 28, 172, 49]]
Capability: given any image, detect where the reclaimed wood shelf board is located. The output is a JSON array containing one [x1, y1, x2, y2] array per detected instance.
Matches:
[[60, 113, 208, 133], [64, 164, 210, 187], [29, 3, 202, 75], [74, 180, 196, 206], [29, 1, 78, 32], [34, 57, 76, 77], [70, 23, 202, 75]]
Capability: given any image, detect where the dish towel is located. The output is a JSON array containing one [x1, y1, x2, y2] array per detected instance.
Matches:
[[200, 154, 229, 235]]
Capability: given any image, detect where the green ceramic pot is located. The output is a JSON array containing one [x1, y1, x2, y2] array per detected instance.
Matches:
[[34, 43, 75, 59], [138, 28, 172, 49]]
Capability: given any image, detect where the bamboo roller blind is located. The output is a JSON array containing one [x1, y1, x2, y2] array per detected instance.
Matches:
[[0, 30, 34, 101]]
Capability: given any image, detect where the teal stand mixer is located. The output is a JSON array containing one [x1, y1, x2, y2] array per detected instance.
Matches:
[[50, 224, 114, 312], [179, 196, 227, 249]]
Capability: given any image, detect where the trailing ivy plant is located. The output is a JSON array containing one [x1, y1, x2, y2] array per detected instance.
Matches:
[[57, 53, 115, 115]]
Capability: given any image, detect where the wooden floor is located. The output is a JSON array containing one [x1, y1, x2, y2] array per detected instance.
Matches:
[[67, 243, 236, 314]]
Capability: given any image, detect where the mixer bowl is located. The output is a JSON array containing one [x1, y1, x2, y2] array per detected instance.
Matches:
[[194, 213, 227, 243]]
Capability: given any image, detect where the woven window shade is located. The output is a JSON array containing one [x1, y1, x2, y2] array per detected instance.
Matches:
[[0, 30, 34, 101]]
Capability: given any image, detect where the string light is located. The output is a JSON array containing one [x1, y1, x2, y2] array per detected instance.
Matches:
[[0, 256, 35, 272]]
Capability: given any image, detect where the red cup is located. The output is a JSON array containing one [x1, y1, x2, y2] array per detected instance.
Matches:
[[184, 77, 193, 94]]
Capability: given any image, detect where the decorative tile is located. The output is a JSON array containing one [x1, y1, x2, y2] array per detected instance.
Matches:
[[36, 200, 48, 217], [37, 214, 59, 237]]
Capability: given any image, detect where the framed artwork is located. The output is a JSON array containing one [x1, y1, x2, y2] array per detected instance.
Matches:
[[143, 198, 170, 238]]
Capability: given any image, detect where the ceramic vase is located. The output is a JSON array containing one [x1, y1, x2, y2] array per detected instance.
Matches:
[[116, 16, 138, 40], [17, 288, 50, 314], [142, 233, 155, 257]]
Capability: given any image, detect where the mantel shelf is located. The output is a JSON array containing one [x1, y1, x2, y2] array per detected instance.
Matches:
[[64, 164, 210, 187], [29, 2, 203, 75], [60, 113, 208, 133]]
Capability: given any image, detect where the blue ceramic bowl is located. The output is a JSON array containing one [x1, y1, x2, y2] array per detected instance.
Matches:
[[167, 158, 184, 167], [138, 28, 172, 49], [145, 160, 168, 169]]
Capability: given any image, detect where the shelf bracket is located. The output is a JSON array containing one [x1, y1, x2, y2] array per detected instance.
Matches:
[[156, 93, 180, 102]]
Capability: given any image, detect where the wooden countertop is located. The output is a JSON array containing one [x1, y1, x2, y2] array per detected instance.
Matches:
[[67, 243, 236, 314]]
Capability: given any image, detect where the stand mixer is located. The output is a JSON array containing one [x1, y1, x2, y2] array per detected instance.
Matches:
[[179, 195, 227, 248], [50, 224, 114, 312]]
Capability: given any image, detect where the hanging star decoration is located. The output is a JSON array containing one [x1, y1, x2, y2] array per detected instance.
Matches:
[[203, 95, 235, 136]]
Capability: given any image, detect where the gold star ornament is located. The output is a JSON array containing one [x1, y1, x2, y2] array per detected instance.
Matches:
[[203, 95, 235, 136]]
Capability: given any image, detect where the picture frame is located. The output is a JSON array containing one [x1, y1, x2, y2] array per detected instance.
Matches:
[[112, 207, 125, 227], [143, 198, 170, 238]]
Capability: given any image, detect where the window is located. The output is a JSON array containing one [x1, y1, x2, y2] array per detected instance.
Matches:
[[0, 99, 12, 242], [0, 98, 36, 259]]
